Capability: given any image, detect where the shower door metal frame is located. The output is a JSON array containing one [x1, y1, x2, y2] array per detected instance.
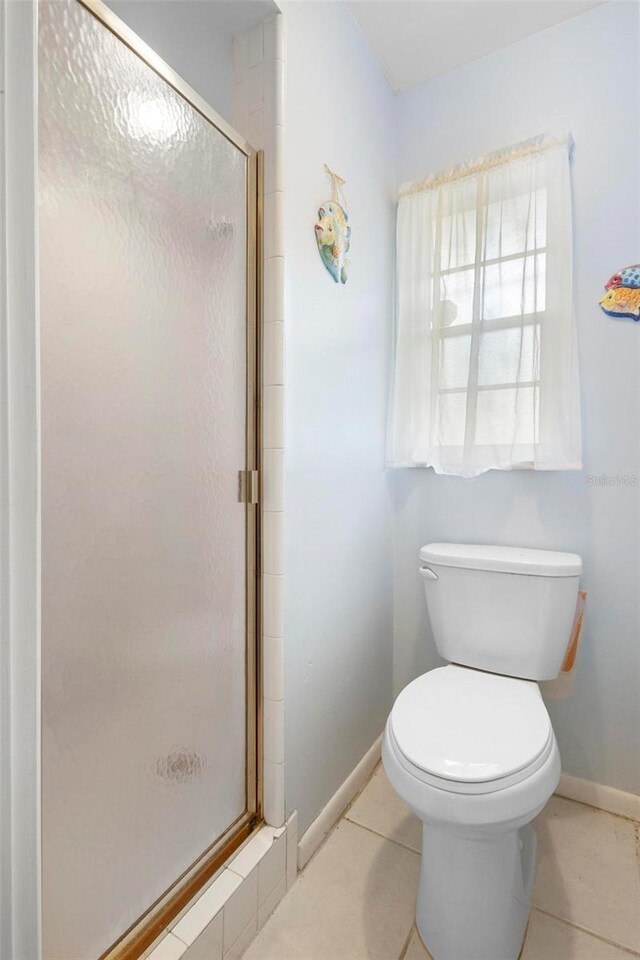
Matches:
[[48, 2, 264, 957]]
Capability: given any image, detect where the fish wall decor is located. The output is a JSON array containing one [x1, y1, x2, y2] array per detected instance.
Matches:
[[599, 264, 640, 321], [315, 165, 351, 284]]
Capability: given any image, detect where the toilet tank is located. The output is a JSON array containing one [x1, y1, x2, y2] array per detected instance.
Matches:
[[420, 543, 583, 681]]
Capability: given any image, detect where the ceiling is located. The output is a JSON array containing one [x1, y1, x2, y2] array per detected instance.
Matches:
[[349, 1, 604, 92]]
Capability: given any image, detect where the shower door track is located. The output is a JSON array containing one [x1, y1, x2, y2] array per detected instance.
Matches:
[[64, 2, 264, 958]]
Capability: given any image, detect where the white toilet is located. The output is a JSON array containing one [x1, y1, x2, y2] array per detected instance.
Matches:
[[382, 542, 582, 960]]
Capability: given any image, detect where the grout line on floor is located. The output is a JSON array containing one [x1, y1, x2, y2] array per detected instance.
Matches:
[[297, 759, 384, 876], [297, 814, 350, 876], [555, 793, 640, 825], [342, 758, 383, 818], [290, 767, 640, 960], [343, 815, 420, 856], [532, 907, 640, 958], [397, 923, 418, 960]]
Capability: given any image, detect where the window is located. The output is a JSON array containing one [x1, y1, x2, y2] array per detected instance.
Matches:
[[387, 135, 581, 478]]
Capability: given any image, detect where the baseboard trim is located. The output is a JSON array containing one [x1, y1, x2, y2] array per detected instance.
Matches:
[[297, 735, 382, 870], [556, 773, 640, 822], [296, 750, 639, 872]]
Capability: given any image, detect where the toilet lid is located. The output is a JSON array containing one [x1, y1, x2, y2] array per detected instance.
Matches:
[[390, 665, 552, 783]]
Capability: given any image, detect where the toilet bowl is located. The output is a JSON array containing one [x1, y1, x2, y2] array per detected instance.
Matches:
[[383, 543, 582, 960], [382, 666, 561, 960]]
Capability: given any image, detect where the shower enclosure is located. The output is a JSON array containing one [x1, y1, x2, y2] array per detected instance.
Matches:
[[38, 1, 261, 956]]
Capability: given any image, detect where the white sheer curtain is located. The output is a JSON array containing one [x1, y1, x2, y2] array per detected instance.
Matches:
[[386, 134, 581, 478]]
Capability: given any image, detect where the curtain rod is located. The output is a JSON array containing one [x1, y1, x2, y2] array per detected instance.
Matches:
[[399, 133, 572, 198]]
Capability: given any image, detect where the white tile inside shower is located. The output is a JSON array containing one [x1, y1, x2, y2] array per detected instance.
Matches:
[[261, 512, 283, 576], [233, 13, 286, 831]]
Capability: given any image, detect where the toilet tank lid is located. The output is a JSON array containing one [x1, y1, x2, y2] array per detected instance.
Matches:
[[420, 543, 582, 577]]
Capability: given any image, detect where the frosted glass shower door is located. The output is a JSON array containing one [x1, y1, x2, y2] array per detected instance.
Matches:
[[39, 2, 258, 958]]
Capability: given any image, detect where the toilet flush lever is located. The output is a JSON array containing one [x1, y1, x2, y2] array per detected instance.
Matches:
[[420, 566, 439, 581]]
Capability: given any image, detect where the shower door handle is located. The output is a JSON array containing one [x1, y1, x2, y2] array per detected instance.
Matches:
[[238, 470, 259, 504]]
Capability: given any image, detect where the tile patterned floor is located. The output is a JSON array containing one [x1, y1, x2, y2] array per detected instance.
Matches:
[[242, 764, 640, 960]]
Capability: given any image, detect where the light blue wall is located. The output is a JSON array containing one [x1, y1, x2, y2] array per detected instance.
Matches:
[[108, 1, 235, 123], [394, 1, 640, 795], [282, 2, 396, 833]]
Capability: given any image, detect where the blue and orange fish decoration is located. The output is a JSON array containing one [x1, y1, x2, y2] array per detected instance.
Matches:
[[599, 264, 640, 321], [315, 201, 351, 284], [315, 165, 351, 285]]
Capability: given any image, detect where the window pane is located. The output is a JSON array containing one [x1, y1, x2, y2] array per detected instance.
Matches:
[[437, 266, 475, 327], [435, 391, 467, 446], [475, 387, 538, 446], [478, 324, 540, 386], [439, 334, 471, 389], [484, 188, 547, 260], [482, 253, 545, 321]]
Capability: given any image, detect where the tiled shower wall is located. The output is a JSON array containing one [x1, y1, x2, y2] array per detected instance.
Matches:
[[232, 15, 286, 829]]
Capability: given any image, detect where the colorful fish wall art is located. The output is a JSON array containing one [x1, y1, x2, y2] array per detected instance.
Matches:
[[315, 165, 351, 284], [599, 264, 640, 321]]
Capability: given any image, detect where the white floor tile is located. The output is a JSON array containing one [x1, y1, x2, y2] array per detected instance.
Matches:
[[232, 778, 640, 960], [398, 911, 638, 960], [533, 796, 640, 951], [242, 819, 419, 960], [521, 911, 636, 960], [346, 764, 422, 853]]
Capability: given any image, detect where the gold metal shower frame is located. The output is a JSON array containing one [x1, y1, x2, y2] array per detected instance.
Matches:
[[55, 1, 264, 956]]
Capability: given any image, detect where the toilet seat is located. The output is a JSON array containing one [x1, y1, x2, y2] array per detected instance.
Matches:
[[387, 720, 555, 795], [389, 665, 554, 795]]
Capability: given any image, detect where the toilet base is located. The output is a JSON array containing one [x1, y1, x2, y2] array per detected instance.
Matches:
[[416, 822, 537, 960]]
